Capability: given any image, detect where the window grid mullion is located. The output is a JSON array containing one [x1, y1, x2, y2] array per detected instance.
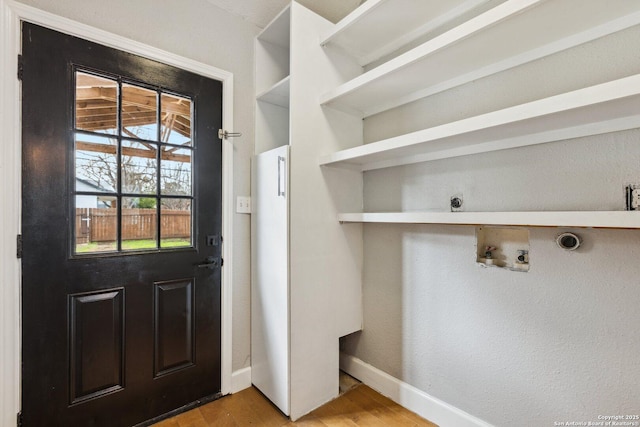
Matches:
[[156, 90, 162, 249], [116, 78, 123, 252]]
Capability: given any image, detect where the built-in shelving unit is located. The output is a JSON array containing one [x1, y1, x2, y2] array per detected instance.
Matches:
[[253, 3, 293, 417], [257, 76, 290, 108], [338, 212, 640, 229], [319, 74, 640, 171], [256, 5, 290, 94], [318, 0, 640, 231], [253, 3, 365, 421], [319, 0, 490, 66], [259, 6, 291, 48], [320, 0, 640, 117], [255, 5, 291, 154]]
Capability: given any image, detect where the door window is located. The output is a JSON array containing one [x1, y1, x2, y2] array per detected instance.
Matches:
[[74, 70, 194, 254]]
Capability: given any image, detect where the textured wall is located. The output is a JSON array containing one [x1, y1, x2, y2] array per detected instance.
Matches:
[[15, 0, 259, 371], [342, 22, 640, 426]]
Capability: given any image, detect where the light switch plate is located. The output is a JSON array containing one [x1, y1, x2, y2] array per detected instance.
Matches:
[[236, 196, 251, 214]]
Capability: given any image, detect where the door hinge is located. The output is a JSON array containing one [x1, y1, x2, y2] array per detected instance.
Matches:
[[17, 54, 23, 81], [16, 234, 22, 259], [218, 129, 242, 140], [17, 412, 23, 427]]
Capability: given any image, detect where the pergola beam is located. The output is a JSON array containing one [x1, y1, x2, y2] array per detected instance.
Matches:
[[76, 141, 191, 163], [76, 87, 190, 115], [75, 81, 192, 138]]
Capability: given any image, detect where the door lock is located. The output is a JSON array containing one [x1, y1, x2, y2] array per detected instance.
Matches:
[[197, 256, 223, 270]]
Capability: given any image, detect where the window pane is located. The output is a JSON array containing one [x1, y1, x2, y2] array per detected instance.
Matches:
[[161, 148, 192, 196], [76, 72, 117, 135], [122, 140, 158, 194], [75, 134, 117, 193], [75, 195, 117, 253], [122, 197, 157, 251], [160, 199, 191, 248], [161, 94, 192, 146], [122, 84, 158, 141]]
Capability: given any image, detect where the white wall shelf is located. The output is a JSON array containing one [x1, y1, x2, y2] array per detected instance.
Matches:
[[338, 211, 640, 229], [256, 5, 290, 96], [319, 74, 640, 171], [319, 0, 489, 66], [255, 5, 290, 154], [257, 76, 290, 108], [319, 0, 640, 117], [257, 5, 290, 48]]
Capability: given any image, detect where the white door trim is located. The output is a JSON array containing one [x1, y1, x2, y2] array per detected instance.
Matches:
[[0, 1, 235, 423]]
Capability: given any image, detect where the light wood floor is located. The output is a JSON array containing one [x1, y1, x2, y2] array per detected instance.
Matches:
[[152, 384, 437, 427]]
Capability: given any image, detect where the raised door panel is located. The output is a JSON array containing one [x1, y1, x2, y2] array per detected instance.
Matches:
[[153, 279, 195, 377], [69, 289, 124, 404]]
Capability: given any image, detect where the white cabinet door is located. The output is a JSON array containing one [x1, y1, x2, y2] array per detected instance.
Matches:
[[251, 145, 290, 415]]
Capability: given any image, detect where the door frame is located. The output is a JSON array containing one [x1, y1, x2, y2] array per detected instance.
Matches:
[[0, 0, 235, 422]]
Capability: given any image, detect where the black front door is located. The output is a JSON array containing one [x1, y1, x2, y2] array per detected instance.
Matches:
[[21, 23, 223, 426]]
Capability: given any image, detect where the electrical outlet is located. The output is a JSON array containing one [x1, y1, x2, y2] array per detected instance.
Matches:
[[450, 194, 463, 212], [236, 196, 251, 214], [625, 184, 640, 211]]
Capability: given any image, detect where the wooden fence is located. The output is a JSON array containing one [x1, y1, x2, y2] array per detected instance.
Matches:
[[75, 208, 190, 244]]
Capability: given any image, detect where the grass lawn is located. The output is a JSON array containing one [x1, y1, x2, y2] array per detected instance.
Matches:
[[76, 238, 191, 253]]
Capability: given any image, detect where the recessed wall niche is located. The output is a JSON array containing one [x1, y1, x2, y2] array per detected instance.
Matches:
[[476, 226, 530, 272]]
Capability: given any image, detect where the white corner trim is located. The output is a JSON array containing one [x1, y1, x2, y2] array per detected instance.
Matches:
[[1, 0, 235, 412], [0, 0, 22, 424], [221, 97, 234, 396], [230, 367, 252, 393], [339, 353, 494, 427]]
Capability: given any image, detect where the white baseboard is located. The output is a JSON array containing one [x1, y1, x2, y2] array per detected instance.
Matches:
[[230, 367, 252, 393], [340, 353, 493, 427]]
